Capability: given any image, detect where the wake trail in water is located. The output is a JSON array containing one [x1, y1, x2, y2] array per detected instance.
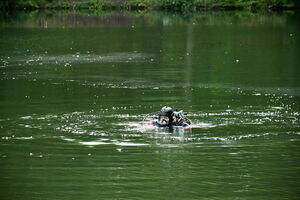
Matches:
[[0, 52, 154, 67]]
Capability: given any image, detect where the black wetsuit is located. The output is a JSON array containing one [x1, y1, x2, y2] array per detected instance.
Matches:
[[152, 118, 191, 127], [173, 118, 191, 127]]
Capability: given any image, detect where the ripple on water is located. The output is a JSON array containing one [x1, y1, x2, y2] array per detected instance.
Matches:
[[114, 142, 149, 146], [0, 52, 154, 67], [79, 141, 111, 146], [6, 99, 298, 148], [14, 136, 33, 140]]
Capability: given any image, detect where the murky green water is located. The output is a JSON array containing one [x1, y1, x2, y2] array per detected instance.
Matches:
[[0, 10, 300, 199]]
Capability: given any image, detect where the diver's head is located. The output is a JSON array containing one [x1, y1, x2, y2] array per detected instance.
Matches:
[[157, 106, 174, 126], [158, 115, 170, 126]]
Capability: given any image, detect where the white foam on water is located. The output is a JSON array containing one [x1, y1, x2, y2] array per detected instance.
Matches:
[[228, 152, 242, 156], [14, 136, 33, 140], [115, 120, 216, 135], [60, 137, 76, 142], [159, 144, 183, 148], [271, 106, 284, 110], [114, 142, 149, 146], [191, 122, 217, 129], [79, 141, 111, 146], [18, 123, 42, 129], [88, 131, 107, 136], [1, 136, 13, 140], [20, 116, 34, 119], [121, 134, 143, 137]]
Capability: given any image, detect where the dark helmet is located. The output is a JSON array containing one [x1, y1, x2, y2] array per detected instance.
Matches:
[[159, 106, 173, 118]]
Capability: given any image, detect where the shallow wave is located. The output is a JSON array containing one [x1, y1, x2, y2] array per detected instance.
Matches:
[[79, 141, 111, 146], [1, 103, 297, 147], [0, 52, 154, 67], [10, 106, 299, 132], [71, 79, 300, 96], [194, 132, 279, 142]]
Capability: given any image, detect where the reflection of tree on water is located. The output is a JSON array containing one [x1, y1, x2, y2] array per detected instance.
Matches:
[[2, 11, 293, 28], [185, 22, 193, 96]]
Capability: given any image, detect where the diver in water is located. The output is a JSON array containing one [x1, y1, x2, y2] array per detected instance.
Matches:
[[152, 106, 191, 127]]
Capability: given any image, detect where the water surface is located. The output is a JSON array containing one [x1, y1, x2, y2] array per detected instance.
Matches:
[[0, 11, 300, 200]]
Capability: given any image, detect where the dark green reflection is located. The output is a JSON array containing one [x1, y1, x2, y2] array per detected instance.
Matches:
[[0, 11, 299, 200]]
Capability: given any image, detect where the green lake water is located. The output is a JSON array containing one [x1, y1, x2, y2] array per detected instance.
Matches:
[[0, 10, 300, 199]]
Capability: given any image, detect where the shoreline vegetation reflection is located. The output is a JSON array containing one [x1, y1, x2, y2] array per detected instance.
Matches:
[[1, 0, 300, 11], [0, 10, 298, 28]]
